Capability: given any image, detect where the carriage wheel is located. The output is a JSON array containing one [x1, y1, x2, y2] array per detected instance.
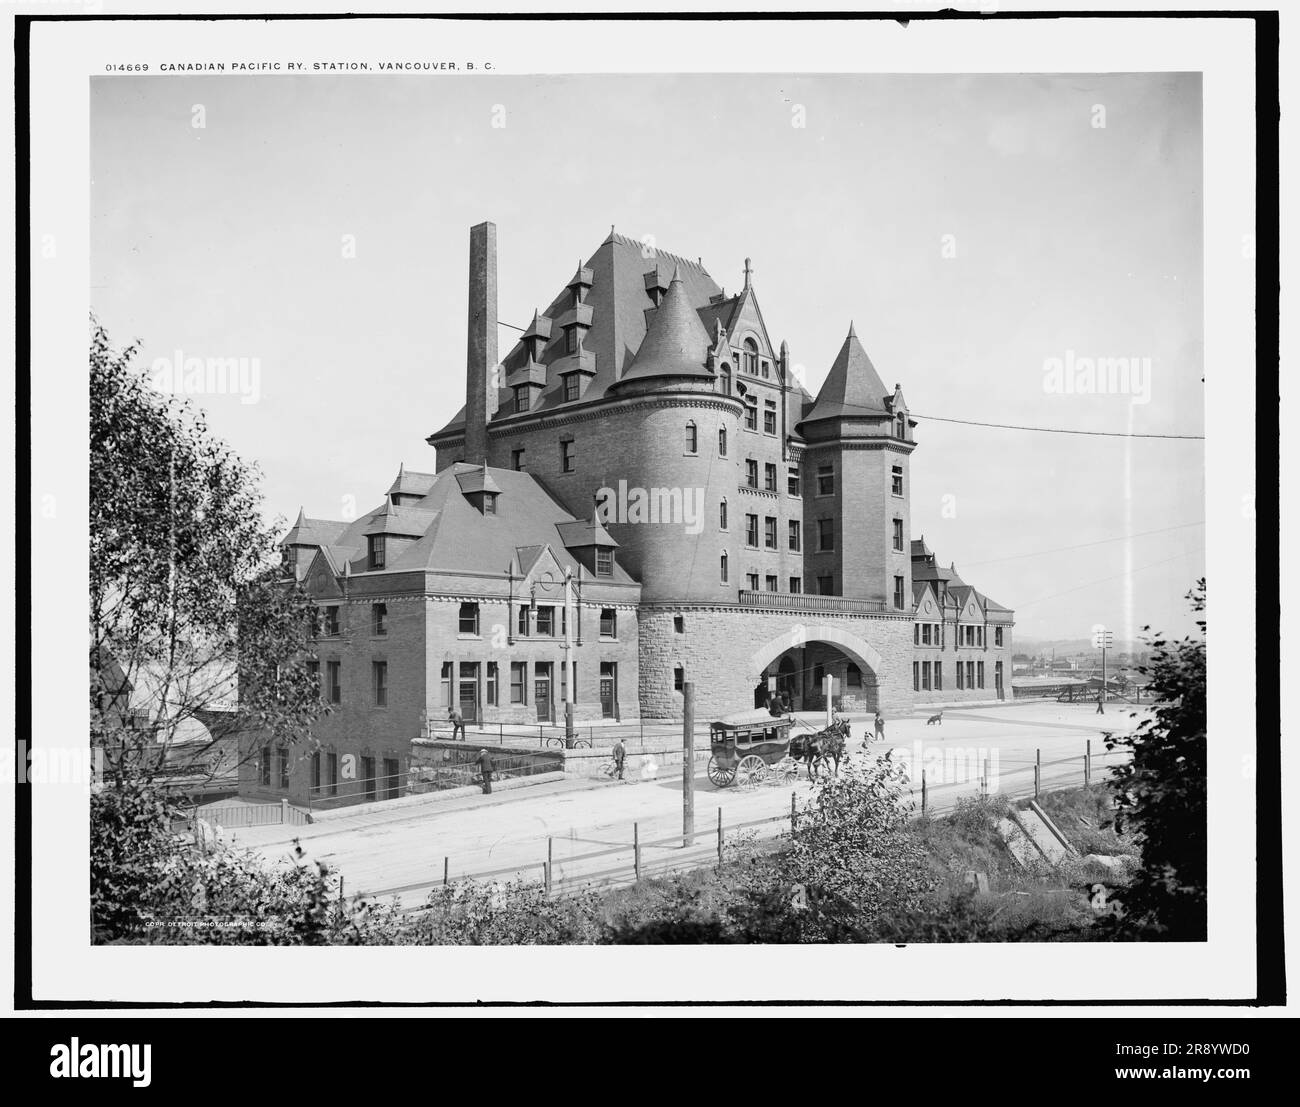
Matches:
[[736, 755, 767, 790], [707, 756, 736, 788]]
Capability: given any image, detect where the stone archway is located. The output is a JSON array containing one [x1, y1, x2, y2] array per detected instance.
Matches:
[[748, 623, 884, 684]]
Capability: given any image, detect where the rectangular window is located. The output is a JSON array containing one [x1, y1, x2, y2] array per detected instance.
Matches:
[[913, 661, 920, 692], [893, 576, 905, 610], [458, 602, 479, 635], [311, 751, 321, 791], [516, 605, 529, 637], [744, 396, 758, 430], [560, 439, 575, 473], [789, 577, 802, 593], [746, 459, 759, 487], [718, 427, 727, 456], [818, 518, 834, 551], [764, 516, 777, 549], [788, 520, 801, 551], [674, 666, 685, 692], [372, 602, 387, 636], [536, 605, 555, 637], [764, 462, 777, 491], [373, 661, 388, 707], [891, 465, 904, 497], [440, 660, 452, 706], [922, 661, 931, 690], [324, 606, 339, 637], [596, 548, 613, 576], [935, 661, 943, 691], [600, 608, 617, 637], [817, 575, 833, 595], [995, 626, 1004, 647], [922, 623, 932, 646], [764, 400, 777, 434], [719, 500, 728, 530], [720, 553, 729, 583], [511, 447, 525, 471], [817, 465, 834, 496], [788, 466, 800, 496], [277, 747, 289, 790], [326, 660, 341, 704], [686, 423, 698, 454], [259, 747, 271, 787], [368, 535, 386, 571], [674, 615, 685, 633], [565, 326, 579, 354], [746, 573, 760, 591], [326, 751, 338, 797], [978, 661, 985, 689], [967, 660, 975, 688], [486, 662, 498, 706], [510, 662, 527, 704], [564, 373, 580, 402], [765, 574, 778, 592], [914, 624, 920, 646], [514, 386, 530, 413], [483, 492, 497, 515], [893, 518, 904, 552], [957, 661, 964, 690], [745, 514, 759, 547]]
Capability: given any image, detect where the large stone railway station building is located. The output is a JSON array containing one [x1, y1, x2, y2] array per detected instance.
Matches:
[[258, 222, 1013, 803]]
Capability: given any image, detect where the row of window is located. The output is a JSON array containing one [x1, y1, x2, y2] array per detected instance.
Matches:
[[914, 623, 1006, 648], [439, 659, 619, 707], [912, 659, 1004, 692], [458, 602, 619, 639]]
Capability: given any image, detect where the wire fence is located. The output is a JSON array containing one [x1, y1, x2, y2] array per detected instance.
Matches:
[[353, 740, 1132, 911], [307, 752, 563, 812]]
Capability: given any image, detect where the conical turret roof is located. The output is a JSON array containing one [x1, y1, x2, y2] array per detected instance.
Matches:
[[800, 322, 891, 425], [614, 266, 714, 385]]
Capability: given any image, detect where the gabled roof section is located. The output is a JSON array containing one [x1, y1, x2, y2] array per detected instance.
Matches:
[[282, 508, 349, 549], [455, 463, 502, 496], [613, 266, 715, 386], [800, 322, 892, 427], [387, 464, 437, 499]]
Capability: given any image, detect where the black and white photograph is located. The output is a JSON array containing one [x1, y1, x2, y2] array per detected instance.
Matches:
[[11, 3, 1286, 1041]]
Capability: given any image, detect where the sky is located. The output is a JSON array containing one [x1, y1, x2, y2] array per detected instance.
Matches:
[[90, 72, 1205, 641]]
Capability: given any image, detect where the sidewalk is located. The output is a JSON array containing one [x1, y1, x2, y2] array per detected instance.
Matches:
[[230, 771, 623, 850]]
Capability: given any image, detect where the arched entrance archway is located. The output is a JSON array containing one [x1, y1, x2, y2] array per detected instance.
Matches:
[[748, 624, 883, 714]]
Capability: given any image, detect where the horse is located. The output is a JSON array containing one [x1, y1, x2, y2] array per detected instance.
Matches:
[[791, 715, 851, 780]]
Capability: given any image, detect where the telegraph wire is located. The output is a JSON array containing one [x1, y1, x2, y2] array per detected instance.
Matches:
[[960, 522, 1205, 570]]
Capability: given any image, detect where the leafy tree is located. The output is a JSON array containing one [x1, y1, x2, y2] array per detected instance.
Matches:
[[782, 751, 937, 939], [1104, 579, 1206, 940], [89, 316, 324, 791]]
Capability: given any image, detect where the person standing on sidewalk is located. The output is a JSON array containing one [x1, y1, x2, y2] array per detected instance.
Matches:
[[449, 704, 465, 741], [873, 711, 885, 742], [612, 738, 626, 780], [477, 748, 494, 794]]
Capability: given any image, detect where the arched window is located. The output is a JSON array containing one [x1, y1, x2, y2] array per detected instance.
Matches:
[[685, 421, 698, 454], [718, 426, 727, 456], [719, 498, 728, 530], [719, 551, 729, 583], [720, 364, 732, 395], [743, 338, 759, 375]]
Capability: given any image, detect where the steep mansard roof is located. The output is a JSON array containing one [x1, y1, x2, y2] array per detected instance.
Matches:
[[282, 462, 637, 584], [615, 266, 715, 385]]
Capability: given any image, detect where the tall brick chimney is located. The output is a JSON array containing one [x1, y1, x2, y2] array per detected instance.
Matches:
[[464, 221, 498, 466]]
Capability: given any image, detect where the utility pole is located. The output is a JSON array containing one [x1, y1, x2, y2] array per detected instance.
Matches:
[[563, 567, 576, 744], [1091, 624, 1114, 714], [682, 681, 695, 847]]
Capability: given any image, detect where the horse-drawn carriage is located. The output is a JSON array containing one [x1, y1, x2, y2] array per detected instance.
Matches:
[[707, 709, 851, 789], [707, 710, 797, 789]]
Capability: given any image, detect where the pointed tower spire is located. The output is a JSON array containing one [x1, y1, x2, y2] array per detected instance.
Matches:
[[614, 262, 714, 386], [799, 321, 890, 426]]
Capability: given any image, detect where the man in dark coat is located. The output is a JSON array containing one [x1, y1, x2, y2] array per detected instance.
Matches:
[[477, 748, 494, 794], [612, 738, 626, 780], [449, 705, 465, 742]]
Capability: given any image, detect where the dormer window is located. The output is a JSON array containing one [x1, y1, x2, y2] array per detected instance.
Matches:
[[895, 413, 907, 440], [514, 385, 531, 414], [596, 548, 613, 577], [368, 535, 386, 571], [563, 373, 581, 403], [483, 492, 498, 515], [565, 326, 580, 355]]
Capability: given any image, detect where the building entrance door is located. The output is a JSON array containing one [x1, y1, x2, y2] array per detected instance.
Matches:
[[535, 666, 552, 723], [600, 663, 617, 718]]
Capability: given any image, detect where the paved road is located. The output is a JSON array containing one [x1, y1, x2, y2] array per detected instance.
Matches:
[[244, 701, 1144, 903]]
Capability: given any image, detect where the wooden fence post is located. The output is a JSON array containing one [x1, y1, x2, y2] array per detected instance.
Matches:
[[633, 822, 641, 882], [922, 768, 927, 815], [1086, 739, 1092, 786], [443, 856, 449, 887], [717, 808, 723, 864], [544, 861, 551, 896], [1034, 748, 1041, 798], [547, 837, 553, 895], [790, 791, 797, 836]]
